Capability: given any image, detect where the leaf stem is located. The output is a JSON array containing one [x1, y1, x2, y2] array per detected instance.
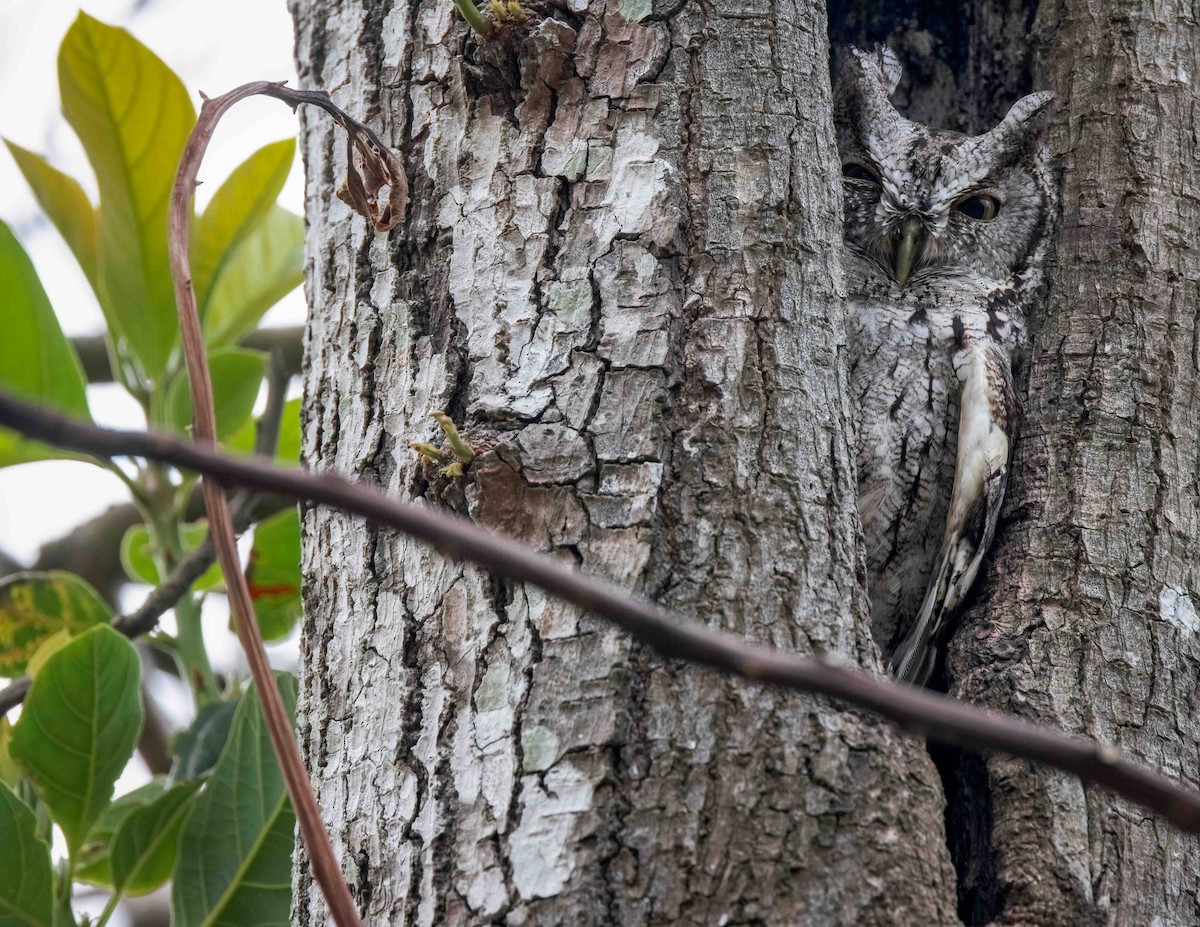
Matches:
[[173, 591, 219, 704], [166, 80, 368, 927], [452, 0, 493, 36], [94, 888, 123, 927]]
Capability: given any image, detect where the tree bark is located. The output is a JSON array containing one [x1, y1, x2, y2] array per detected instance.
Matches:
[[947, 1, 1200, 925], [289, 0, 955, 924]]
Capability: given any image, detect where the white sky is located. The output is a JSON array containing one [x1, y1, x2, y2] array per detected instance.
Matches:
[[0, 0, 305, 563]]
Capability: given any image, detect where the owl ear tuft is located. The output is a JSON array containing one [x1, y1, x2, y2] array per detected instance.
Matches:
[[840, 45, 902, 101], [836, 45, 905, 131], [875, 46, 903, 96], [988, 91, 1055, 155]]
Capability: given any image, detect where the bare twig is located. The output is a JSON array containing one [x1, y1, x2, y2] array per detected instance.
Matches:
[[255, 350, 291, 458], [169, 83, 373, 927], [1, 391, 1199, 835], [72, 326, 304, 384], [0, 677, 28, 714]]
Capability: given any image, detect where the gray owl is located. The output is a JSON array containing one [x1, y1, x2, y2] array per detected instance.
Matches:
[[835, 47, 1057, 686]]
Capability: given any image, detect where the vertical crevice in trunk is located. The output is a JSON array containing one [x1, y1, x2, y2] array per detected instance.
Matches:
[[827, 4, 1039, 922], [927, 741, 1001, 926]]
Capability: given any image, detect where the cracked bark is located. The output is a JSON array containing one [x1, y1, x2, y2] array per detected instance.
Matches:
[[828, 3, 1200, 923], [290, 0, 957, 923], [947, 0, 1200, 925]]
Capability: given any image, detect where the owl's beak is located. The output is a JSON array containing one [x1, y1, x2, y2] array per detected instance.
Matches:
[[893, 216, 924, 287]]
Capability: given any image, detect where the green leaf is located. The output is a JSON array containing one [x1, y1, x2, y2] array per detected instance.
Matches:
[[74, 779, 166, 887], [0, 572, 112, 678], [165, 347, 266, 439], [4, 140, 98, 288], [10, 626, 143, 855], [204, 205, 305, 348], [222, 397, 301, 462], [0, 222, 91, 468], [120, 522, 223, 591], [111, 780, 200, 895], [193, 139, 296, 322], [24, 630, 72, 680], [58, 12, 195, 382], [0, 782, 53, 927], [169, 698, 239, 784], [0, 719, 18, 789], [274, 398, 302, 465], [173, 674, 297, 927], [245, 509, 302, 642]]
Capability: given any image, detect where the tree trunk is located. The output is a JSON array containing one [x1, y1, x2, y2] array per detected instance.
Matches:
[[947, 1, 1200, 925], [291, 0, 1199, 924], [289, 0, 956, 923]]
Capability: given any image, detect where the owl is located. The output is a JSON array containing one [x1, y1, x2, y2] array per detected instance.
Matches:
[[834, 47, 1057, 686]]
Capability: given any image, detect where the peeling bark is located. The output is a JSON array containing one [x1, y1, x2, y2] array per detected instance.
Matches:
[[290, 0, 955, 923]]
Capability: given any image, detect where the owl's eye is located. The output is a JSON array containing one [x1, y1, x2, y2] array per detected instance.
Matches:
[[842, 163, 880, 184], [955, 194, 1002, 221]]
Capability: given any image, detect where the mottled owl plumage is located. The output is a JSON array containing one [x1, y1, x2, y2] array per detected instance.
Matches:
[[835, 47, 1057, 686]]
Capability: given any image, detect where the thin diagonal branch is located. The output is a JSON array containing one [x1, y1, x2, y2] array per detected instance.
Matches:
[[1, 389, 1199, 836], [72, 326, 304, 384]]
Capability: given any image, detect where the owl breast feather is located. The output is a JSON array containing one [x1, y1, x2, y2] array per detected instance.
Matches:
[[846, 264, 1025, 655]]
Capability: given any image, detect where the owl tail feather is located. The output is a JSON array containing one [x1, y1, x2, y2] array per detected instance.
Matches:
[[887, 340, 1015, 686], [887, 466, 1008, 685]]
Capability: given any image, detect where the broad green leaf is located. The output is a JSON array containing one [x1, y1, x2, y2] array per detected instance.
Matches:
[[205, 205, 305, 348], [193, 139, 296, 320], [165, 347, 266, 439], [274, 398, 302, 465], [120, 522, 223, 591], [58, 12, 195, 381], [0, 719, 18, 788], [24, 630, 72, 679], [4, 140, 98, 287], [0, 782, 53, 927], [173, 674, 297, 927], [0, 572, 112, 677], [0, 222, 91, 468], [10, 626, 143, 854], [111, 780, 200, 895], [169, 698, 239, 784], [75, 779, 167, 886], [222, 397, 301, 462], [245, 509, 302, 641]]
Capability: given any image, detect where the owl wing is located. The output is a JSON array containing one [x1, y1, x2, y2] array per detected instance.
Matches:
[[886, 337, 1018, 686]]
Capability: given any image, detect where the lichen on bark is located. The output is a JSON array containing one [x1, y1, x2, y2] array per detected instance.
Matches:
[[290, 0, 956, 924]]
